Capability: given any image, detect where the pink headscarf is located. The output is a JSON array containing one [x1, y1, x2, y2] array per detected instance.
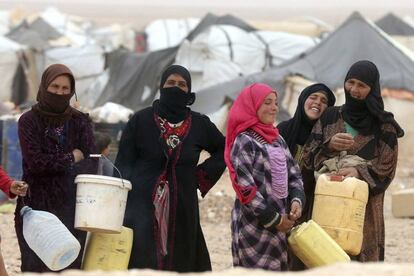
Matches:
[[224, 83, 279, 204]]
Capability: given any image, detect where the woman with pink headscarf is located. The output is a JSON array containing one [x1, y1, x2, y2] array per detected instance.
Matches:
[[225, 83, 305, 271]]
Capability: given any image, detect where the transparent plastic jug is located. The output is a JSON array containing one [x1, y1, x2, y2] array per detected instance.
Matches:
[[21, 206, 81, 271]]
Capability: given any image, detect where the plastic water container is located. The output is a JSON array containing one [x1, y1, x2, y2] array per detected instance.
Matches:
[[288, 220, 350, 268], [74, 174, 132, 233], [82, 226, 133, 270], [21, 206, 81, 271], [312, 173, 369, 255]]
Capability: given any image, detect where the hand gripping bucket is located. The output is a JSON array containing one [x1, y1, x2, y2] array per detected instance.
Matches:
[[74, 174, 132, 233]]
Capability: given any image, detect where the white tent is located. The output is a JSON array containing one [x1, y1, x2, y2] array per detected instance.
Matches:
[[33, 44, 105, 105], [175, 25, 319, 90], [0, 10, 10, 35], [39, 7, 93, 46], [145, 18, 200, 51], [90, 24, 135, 52], [0, 36, 25, 102], [248, 16, 332, 37]]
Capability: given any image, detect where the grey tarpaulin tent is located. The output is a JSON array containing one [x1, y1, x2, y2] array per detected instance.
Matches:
[[95, 13, 256, 110], [192, 12, 414, 115], [6, 18, 61, 50], [375, 13, 414, 36]]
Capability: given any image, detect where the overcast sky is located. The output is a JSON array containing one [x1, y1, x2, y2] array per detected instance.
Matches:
[[1, 0, 413, 28]]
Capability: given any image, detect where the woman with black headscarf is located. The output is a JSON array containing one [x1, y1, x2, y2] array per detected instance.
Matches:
[[15, 64, 97, 272], [278, 83, 336, 165], [115, 65, 225, 272], [278, 83, 335, 271], [302, 60, 404, 262]]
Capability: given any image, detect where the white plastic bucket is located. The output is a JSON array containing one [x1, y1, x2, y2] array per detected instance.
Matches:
[[74, 174, 132, 234]]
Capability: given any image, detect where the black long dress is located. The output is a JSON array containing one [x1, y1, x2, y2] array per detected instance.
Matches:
[[15, 110, 97, 272], [115, 107, 225, 272]]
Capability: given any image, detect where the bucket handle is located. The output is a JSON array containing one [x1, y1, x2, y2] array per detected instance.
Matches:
[[89, 154, 126, 189]]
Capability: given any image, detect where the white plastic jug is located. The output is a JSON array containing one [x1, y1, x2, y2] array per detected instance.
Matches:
[[21, 206, 81, 271]]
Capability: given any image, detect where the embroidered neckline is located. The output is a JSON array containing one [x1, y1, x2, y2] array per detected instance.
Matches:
[[167, 121, 184, 128], [246, 129, 268, 145], [157, 116, 191, 153]]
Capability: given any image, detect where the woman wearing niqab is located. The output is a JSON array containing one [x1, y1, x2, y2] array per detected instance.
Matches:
[[302, 60, 404, 262], [115, 65, 226, 272], [15, 64, 97, 272]]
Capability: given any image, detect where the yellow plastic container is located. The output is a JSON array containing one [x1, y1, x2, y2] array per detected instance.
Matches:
[[288, 220, 350, 268], [82, 226, 133, 271], [312, 173, 369, 255]]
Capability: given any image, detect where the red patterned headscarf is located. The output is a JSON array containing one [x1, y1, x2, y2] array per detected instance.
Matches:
[[224, 83, 279, 204]]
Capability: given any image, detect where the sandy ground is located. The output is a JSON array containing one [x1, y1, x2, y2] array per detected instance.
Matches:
[[1, 158, 414, 275]]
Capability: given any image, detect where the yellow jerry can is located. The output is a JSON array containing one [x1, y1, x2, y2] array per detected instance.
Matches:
[[288, 220, 350, 268], [82, 226, 133, 271], [312, 173, 369, 255]]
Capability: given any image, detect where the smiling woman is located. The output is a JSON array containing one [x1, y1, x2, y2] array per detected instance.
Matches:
[[278, 83, 336, 165], [256, 91, 278, 124], [277, 83, 335, 271], [225, 83, 305, 271]]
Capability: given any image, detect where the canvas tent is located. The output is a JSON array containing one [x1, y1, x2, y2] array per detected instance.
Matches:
[[248, 16, 332, 37], [95, 13, 256, 110], [144, 14, 257, 52], [6, 18, 55, 50], [192, 12, 414, 115], [38, 44, 105, 104], [5, 10, 106, 105], [0, 36, 27, 103], [90, 24, 136, 52], [38, 7, 91, 47], [375, 13, 414, 52], [176, 25, 319, 90], [375, 13, 414, 36], [0, 10, 10, 35], [145, 18, 200, 51]]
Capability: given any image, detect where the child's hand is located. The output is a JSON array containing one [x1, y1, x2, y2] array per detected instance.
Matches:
[[10, 181, 28, 197]]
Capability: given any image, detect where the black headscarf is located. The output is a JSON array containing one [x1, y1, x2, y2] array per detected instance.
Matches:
[[278, 83, 336, 154], [153, 65, 196, 123], [342, 60, 404, 138]]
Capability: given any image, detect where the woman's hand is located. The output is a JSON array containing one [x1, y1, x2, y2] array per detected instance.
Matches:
[[276, 214, 295, 233], [289, 201, 302, 221], [328, 133, 354, 151], [338, 167, 360, 178], [10, 181, 28, 196], [72, 149, 85, 163]]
